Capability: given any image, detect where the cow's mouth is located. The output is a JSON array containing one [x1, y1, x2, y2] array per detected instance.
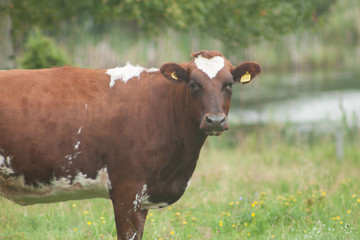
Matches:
[[204, 130, 225, 136], [200, 113, 229, 136]]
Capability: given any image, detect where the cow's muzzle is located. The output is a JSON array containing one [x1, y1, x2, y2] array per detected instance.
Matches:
[[200, 113, 229, 136]]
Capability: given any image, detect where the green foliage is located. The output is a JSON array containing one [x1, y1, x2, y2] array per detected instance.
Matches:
[[4, 0, 336, 48], [20, 29, 69, 69]]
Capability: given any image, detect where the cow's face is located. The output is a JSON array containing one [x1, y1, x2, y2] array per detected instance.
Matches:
[[161, 50, 261, 136]]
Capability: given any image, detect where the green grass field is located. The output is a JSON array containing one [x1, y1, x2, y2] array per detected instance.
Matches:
[[1, 128, 359, 239]]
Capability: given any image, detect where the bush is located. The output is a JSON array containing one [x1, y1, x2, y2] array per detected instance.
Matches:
[[20, 28, 70, 69]]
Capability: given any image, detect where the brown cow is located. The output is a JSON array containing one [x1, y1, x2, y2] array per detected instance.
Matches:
[[0, 50, 261, 239]]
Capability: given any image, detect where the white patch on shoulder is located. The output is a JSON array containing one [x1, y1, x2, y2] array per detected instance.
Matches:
[[106, 63, 145, 87], [0, 167, 111, 205], [194, 56, 225, 79], [146, 68, 159, 73]]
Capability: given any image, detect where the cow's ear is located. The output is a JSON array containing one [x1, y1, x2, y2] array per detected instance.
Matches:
[[160, 63, 188, 82], [232, 62, 261, 84]]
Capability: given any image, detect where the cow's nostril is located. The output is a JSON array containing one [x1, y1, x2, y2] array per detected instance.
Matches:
[[206, 116, 213, 124], [220, 117, 226, 125]]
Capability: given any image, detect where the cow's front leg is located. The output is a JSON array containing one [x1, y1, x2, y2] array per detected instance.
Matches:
[[111, 187, 149, 240]]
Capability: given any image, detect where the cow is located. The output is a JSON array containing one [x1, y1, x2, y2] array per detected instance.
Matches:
[[0, 50, 261, 239]]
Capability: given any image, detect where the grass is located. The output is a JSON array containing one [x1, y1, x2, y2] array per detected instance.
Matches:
[[1, 127, 359, 239]]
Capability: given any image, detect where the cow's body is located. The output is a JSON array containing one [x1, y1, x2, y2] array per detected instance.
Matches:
[[0, 50, 261, 239]]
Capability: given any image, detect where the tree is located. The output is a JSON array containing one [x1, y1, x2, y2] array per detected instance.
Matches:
[[0, 0, 14, 69], [0, 0, 336, 67]]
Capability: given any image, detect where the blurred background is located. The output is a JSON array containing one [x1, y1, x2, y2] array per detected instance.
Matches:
[[1, 1, 360, 238], [0, 0, 359, 153]]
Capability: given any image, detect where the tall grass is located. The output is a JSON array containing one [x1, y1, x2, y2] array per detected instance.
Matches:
[[1, 127, 359, 239]]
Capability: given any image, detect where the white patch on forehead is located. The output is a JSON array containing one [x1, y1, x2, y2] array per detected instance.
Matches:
[[77, 127, 82, 135], [0, 167, 111, 205], [106, 63, 145, 87], [194, 56, 225, 79]]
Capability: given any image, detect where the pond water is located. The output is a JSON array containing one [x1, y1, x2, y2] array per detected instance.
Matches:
[[229, 70, 360, 127]]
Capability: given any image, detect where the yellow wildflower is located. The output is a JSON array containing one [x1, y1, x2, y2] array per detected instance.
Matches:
[[170, 231, 175, 235], [229, 201, 234, 205], [347, 209, 351, 214], [72, 204, 76, 208], [175, 212, 181, 216], [322, 192, 326, 196], [357, 199, 360, 203], [87, 221, 92, 225], [340, 221, 343, 224], [244, 223, 248, 226], [232, 224, 236, 228], [219, 221, 223, 227], [188, 234, 191, 238], [352, 194, 356, 198], [248, 233, 251, 236], [74, 228, 77, 232], [183, 221, 187, 225], [251, 213, 255, 218]]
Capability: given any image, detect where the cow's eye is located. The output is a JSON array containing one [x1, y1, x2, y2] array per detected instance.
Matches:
[[189, 81, 199, 92], [224, 83, 233, 91]]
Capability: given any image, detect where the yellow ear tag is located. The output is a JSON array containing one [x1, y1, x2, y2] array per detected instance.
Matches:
[[240, 71, 251, 83], [171, 71, 178, 80]]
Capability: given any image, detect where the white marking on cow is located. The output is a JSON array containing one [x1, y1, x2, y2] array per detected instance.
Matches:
[[0, 167, 111, 205], [133, 184, 149, 211], [146, 68, 159, 73], [106, 63, 145, 87], [128, 232, 137, 240], [0, 154, 14, 176], [84, 104, 88, 110], [194, 56, 225, 79], [65, 154, 73, 161], [74, 141, 80, 150], [142, 200, 169, 209], [77, 127, 82, 135], [185, 179, 191, 191]]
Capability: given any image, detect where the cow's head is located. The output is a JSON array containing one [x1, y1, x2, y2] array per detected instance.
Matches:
[[160, 50, 261, 136]]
